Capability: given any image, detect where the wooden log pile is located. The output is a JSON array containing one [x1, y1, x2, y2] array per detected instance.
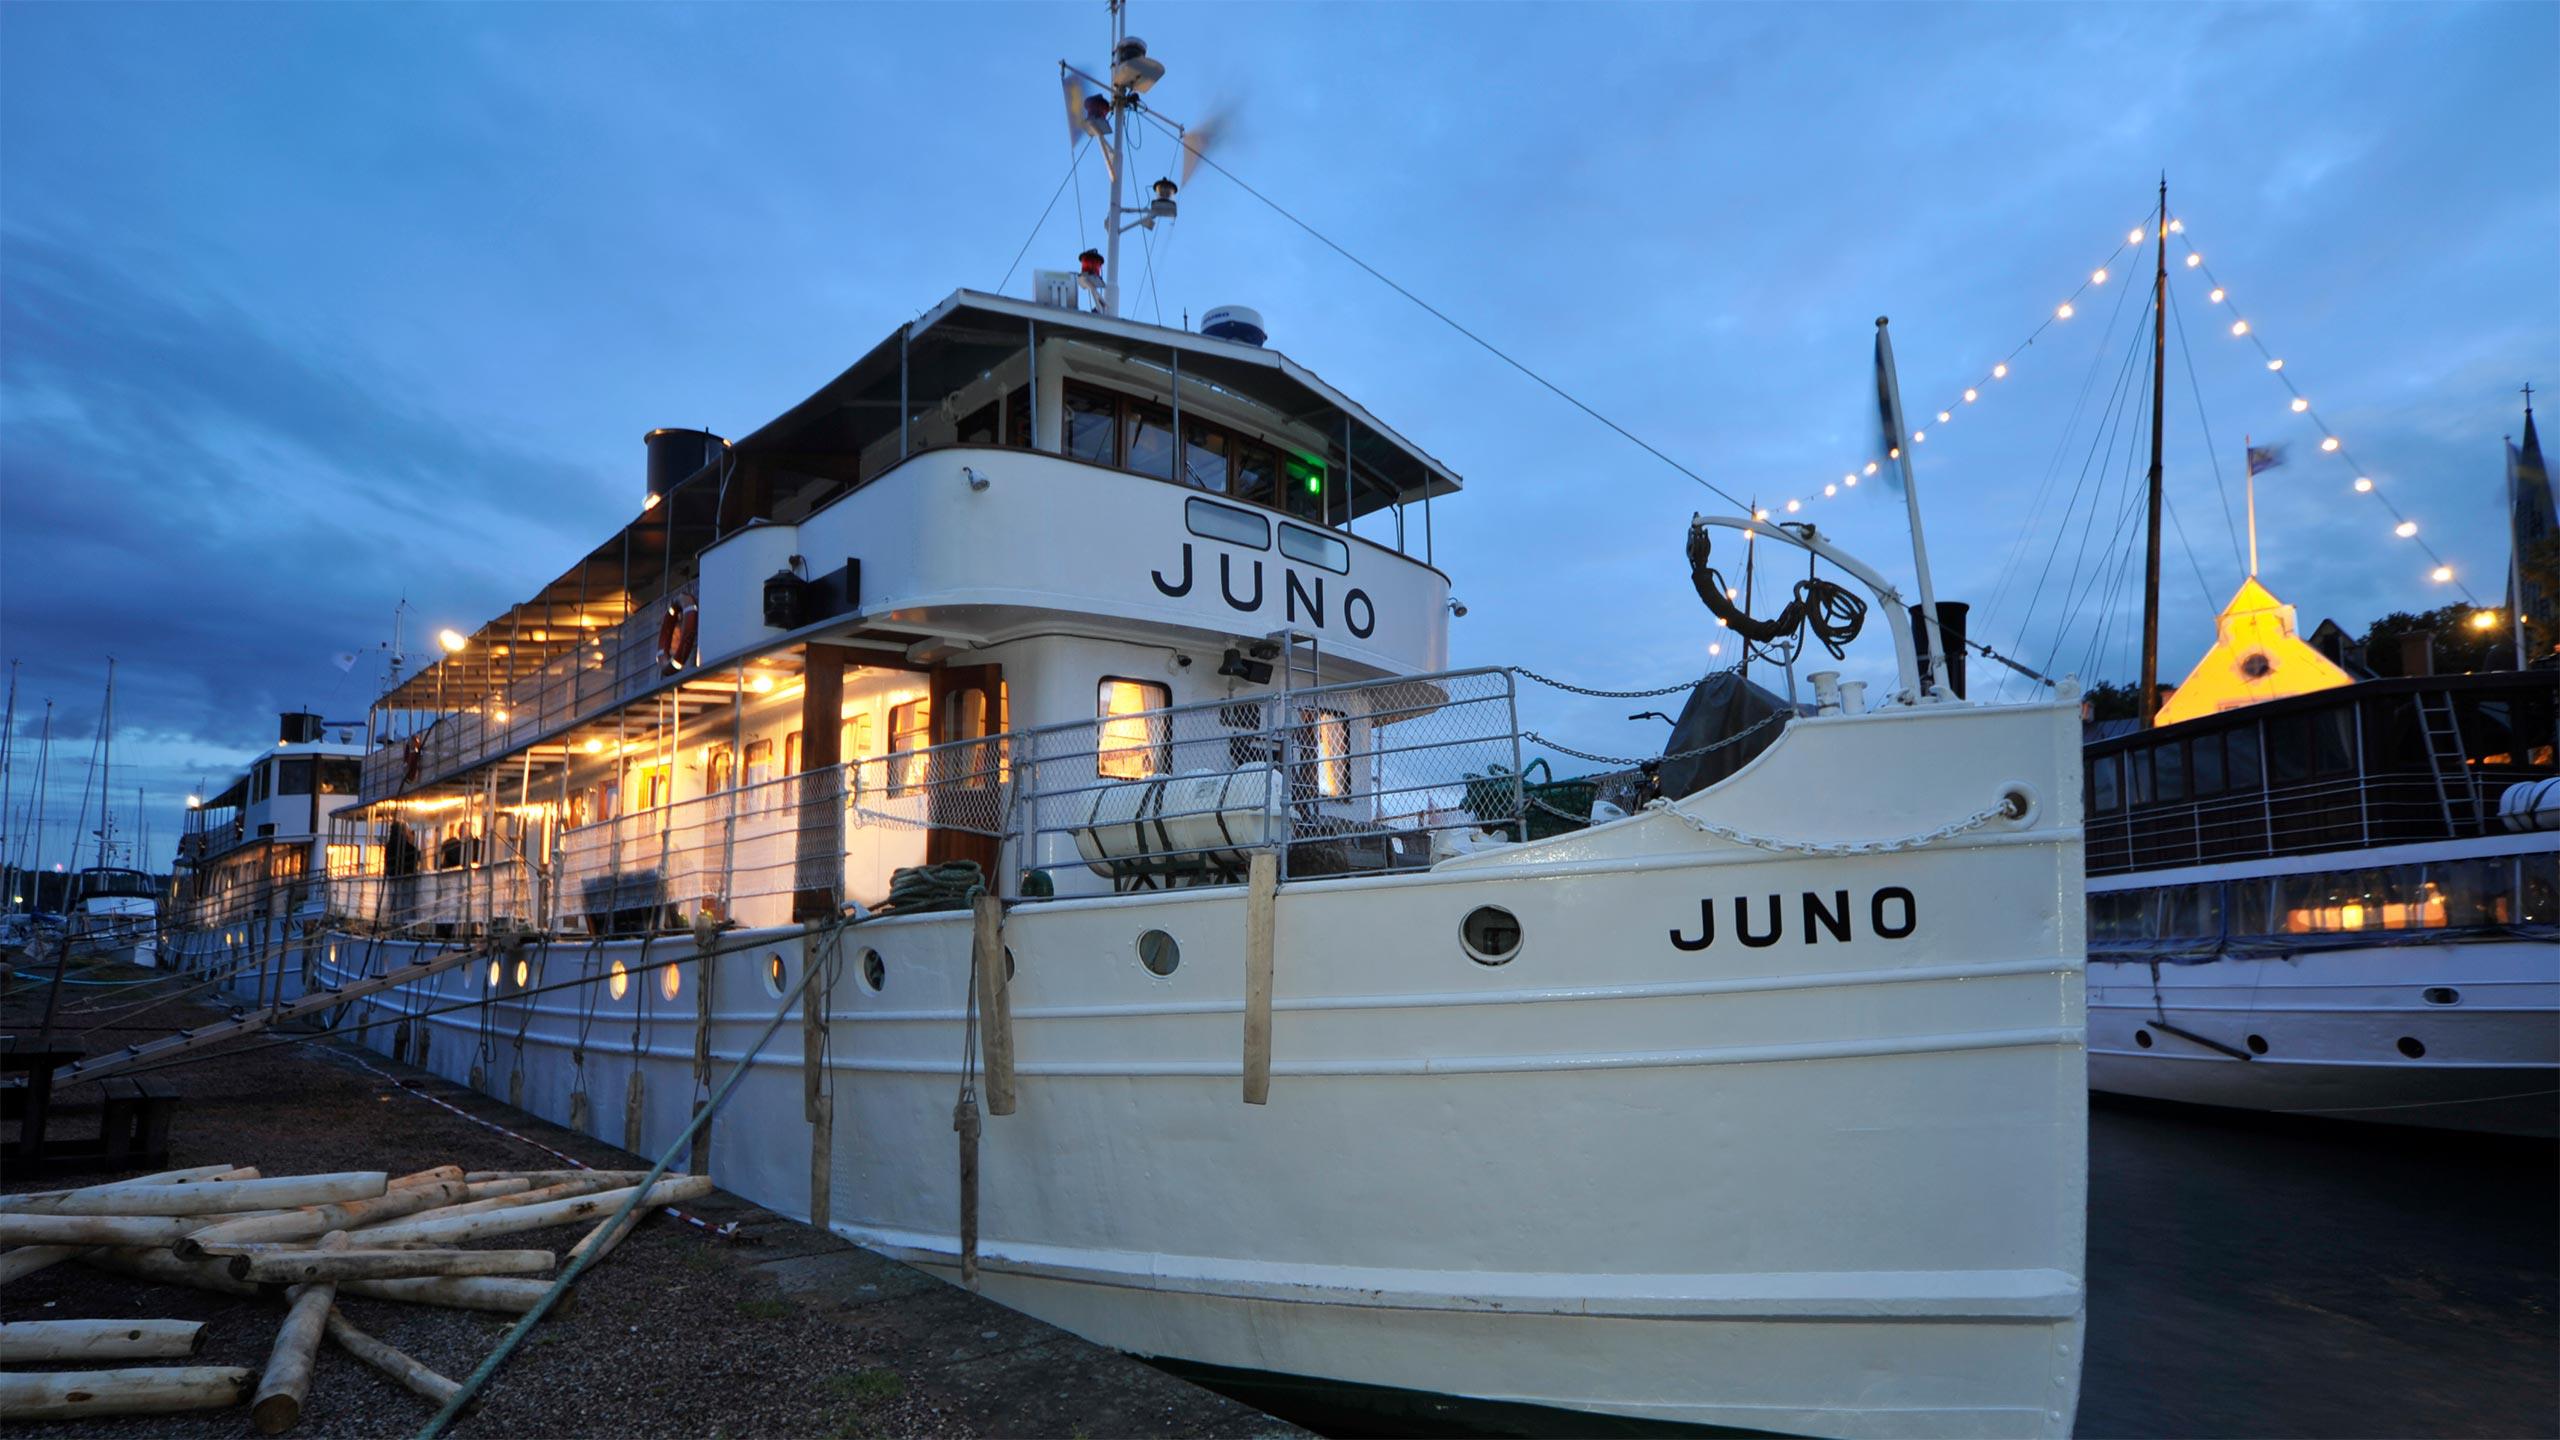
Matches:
[[0, 1161, 714, 1430]]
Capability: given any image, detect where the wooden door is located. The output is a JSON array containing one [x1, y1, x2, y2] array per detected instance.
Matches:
[[924, 663, 1004, 881]]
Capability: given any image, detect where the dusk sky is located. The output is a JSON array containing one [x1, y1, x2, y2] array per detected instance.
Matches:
[[4, 1, 2554, 871]]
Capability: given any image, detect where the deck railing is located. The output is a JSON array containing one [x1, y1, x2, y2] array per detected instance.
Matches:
[[205, 665, 1534, 938], [2086, 762, 2560, 877]]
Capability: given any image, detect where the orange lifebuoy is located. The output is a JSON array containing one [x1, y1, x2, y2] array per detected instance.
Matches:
[[657, 597, 699, 673]]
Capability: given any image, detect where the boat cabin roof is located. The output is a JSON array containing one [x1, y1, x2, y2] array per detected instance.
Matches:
[[381, 290, 1461, 713]]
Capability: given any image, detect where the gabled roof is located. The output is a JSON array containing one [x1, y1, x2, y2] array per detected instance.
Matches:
[[2154, 576, 2354, 726]]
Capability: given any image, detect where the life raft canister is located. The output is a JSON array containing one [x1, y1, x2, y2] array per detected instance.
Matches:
[[657, 596, 699, 673]]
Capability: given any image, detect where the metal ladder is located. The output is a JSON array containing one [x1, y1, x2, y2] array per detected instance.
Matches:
[[2413, 692, 2484, 834]]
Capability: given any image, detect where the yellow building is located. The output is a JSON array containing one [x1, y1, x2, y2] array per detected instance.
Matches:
[[2154, 576, 2355, 727]]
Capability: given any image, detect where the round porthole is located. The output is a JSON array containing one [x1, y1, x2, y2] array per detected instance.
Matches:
[[2396, 1036, 2426, 1059], [1137, 930, 1180, 976], [486, 959, 502, 990], [1459, 905, 1522, 966], [514, 957, 531, 988], [2246, 1033, 2269, 1055], [764, 951, 790, 998], [2134, 1029, 2153, 1049], [608, 959, 630, 1000], [660, 963, 683, 1002], [2422, 987, 2460, 1006], [862, 948, 886, 992]]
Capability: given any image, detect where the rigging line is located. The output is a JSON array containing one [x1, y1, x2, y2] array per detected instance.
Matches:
[[996, 137, 1095, 298], [2067, 372, 2158, 683], [1981, 228, 2152, 638], [1136, 109, 1757, 513], [2016, 297, 2155, 684], [2039, 319, 2156, 685], [2165, 280, 2246, 580], [1138, 225, 1164, 326], [2175, 235, 2478, 602]]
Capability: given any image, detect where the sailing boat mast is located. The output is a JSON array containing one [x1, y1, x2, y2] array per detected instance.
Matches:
[[2140, 176, 2169, 726], [95, 658, 116, 869]]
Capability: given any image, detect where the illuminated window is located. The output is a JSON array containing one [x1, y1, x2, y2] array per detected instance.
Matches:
[[784, 730, 802, 775], [660, 962, 683, 1002], [608, 959, 629, 1000], [887, 700, 931, 795], [1296, 705, 1351, 799], [1098, 679, 1171, 779]]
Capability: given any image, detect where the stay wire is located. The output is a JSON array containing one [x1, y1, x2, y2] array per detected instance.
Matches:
[[2166, 280, 2247, 581], [1138, 109, 1756, 514], [996, 137, 1094, 298]]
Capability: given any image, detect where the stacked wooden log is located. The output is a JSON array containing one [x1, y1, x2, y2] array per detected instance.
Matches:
[[0, 1162, 713, 1430]]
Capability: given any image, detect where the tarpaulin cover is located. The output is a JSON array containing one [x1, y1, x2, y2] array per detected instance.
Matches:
[[1658, 671, 1793, 800]]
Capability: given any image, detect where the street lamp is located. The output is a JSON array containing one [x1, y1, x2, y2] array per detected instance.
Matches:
[[436, 628, 467, 716]]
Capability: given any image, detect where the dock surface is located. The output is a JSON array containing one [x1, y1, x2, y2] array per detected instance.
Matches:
[[1, 979, 1301, 1439]]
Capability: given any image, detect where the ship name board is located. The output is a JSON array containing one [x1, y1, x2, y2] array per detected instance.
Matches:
[[1668, 887, 1917, 951], [1148, 542, 1378, 640]]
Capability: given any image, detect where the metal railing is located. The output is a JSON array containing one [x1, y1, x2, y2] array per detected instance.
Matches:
[[193, 665, 1537, 938], [2086, 762, 2560, 876]]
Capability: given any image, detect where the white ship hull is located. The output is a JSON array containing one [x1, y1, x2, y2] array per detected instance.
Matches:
[[2089, 937, 2558, 1137], [182, 700, 2089, 1438]]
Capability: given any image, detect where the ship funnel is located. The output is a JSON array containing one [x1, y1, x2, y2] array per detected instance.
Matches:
[[279, 711, 324, 745], [644, 428, 726, 508]]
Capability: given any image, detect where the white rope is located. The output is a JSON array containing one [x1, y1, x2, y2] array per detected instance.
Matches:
[[1643, 793, 2020, 857]]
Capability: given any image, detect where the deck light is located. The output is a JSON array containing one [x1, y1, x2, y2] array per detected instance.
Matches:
[[2229, 320, 2248, 336], [2354, 477, 2373, 492], [186, 795, 202, 809], [437, 629, 468, 654], [2395, 521, 2418, 537], [642, 492, 662, 511], [2209, 288, 2226, 303], [2267, 359, 2284, 371], [2090, 268, 2107, 286], [2291, 397, 2309, 412], [2185, 253, 2201, 268], [2320, 437, 2339, 452], [583, 739, 604, 754], [2128, 227, 2144, 244], [1992, 364, 2007, 379], [2056, 302, 2075, 319], [1963, 388, 1978, 403], [2431, 566, 2454, 583]]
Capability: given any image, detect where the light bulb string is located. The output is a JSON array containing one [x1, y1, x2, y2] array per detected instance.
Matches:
[[2171, 225, 2476, 601]]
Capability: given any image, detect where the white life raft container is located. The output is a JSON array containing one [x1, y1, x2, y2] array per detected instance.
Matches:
[[1073, 769, 1284, 876]]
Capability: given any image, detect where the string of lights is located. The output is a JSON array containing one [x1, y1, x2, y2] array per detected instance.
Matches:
[[1749, 215, 2156, 525], [2167, 221, 2480, 603]]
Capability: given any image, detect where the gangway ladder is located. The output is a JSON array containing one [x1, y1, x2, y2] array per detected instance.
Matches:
[[2413, 692, 2485, 835], [35, 939, 494, 1090]]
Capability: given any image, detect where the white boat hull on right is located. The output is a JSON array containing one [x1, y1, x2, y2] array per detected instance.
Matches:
[[2090, 936, 2559, 1136]]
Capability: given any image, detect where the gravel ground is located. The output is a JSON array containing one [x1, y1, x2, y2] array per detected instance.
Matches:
[[5, 968, 1303, 1440]]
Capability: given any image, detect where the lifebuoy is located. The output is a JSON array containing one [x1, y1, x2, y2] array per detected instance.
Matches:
[[657, 597, 699, 673], [402, 733, 425, 785]]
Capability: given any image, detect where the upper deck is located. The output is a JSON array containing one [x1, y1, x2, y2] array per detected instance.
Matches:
[[362, 291, 1462, 804], [2084, 670, 2558, 877]]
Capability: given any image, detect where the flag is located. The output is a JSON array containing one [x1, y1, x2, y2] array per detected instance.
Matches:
[[2247, 443, 2287, 476], [331, 652, 358, 673]]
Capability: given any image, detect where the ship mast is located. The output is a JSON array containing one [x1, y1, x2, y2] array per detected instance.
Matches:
[[2139, 177, 2169, 727], [1102, 0, 1129, 317]]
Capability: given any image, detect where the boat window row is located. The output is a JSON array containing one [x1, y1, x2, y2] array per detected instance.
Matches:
[[1051, 380, 1333, 522], [2089, 851, 2559, 942], [245, 757, 364, 806], [1182, 498, 1352, 573]]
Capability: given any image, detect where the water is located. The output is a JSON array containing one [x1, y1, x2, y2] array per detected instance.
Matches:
[[2080, 1095, 2557, 1438]]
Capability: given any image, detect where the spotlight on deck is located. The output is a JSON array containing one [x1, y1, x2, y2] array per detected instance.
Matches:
[[1218, 647, 1274, 684], [437, 629, 468, 654]]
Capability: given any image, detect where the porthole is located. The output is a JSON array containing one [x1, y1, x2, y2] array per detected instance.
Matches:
[[2396, 1035, 2426, 1059], [660, 962, 683, 1002], [486, 959, 502, 989], [764, 951, 790, 998], [861, 948, 886, 992], [514, 958, 531, 988], [608, 959, 630, 1000], [1459, 905, 1522, 965], [1137, 930, 1180, 977], [2134, 1029, 2153, 1049], [1003, 947, 1017, 982], [2422, 987, 2460, 1006], [2246, 1033, 2269, 1055]]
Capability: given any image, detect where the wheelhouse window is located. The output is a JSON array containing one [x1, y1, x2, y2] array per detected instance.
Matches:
[[276, 757, 316, 797], [320, 759, 361, 795], [2090, 755, 2121, 813], [1098, 678, 1171, 779], [1184, 421, 1230, 492], [1123, 402, 1176, 480], [1064, 384, 1118, 467]]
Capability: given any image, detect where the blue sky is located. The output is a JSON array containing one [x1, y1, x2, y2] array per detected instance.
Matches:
[[4, 1, 2554, 871]]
